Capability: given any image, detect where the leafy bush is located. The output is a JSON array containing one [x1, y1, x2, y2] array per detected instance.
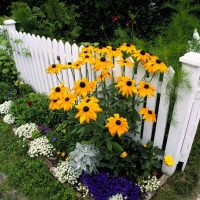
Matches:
[[0, 82, 17, 103], [11, 0, 81, 42], [10, 93, 68, 127]]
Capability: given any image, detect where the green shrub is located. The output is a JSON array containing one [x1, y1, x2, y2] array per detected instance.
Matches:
[[0, 82, 18, 103], [11, 0, 81, 42], [10, 93, 68, 127], [17, 82, 34, 97]]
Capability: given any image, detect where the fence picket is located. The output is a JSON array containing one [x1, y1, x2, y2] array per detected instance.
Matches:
[[72, 43, 80, 81]]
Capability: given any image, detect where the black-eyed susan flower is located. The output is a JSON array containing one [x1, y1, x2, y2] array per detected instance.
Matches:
[[75, 101, 102, 124], [81, 45, 94, 52], [94, 46, 108, 55], [49, 83, 68, 99], [119, 43, 136, 54], [96, 71, 112, 81], [46, 64, 63, 74], [145, 58, 168, 73], [57, 92, 77, 111], [79, 53, 94, 64], [81, 96, 99, 104], [137, 81, 155, 97], [106, 47, 123, 58], [116, 76, 138, 97], [73, 78, 97, 97], [49, 99, 61, 110], [164, 155, 174, 167], [63, 62, 73, 69], [105, 114, 129, 137], [140, 107, 156, 122], [133, 50, 150, 63], [72, 60, 83, 69], [117, 58, 134, 68], [93, 57, 114, 72], [120, 151, 128, 158]]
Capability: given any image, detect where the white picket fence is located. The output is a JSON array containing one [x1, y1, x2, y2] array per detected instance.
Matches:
[[2, 20, 200, 175]]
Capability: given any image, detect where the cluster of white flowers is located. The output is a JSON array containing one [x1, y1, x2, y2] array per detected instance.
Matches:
[[75, 182, 89, 198], [137, 176, 160, 193], [188, 29, 200, 52], [3, 114, 15, 124], [28, 136, 55, 158], [53, 160, 81, 185], [109, 193, 126, 200], [0, 101, 12, 115], [14, 123, 37, 139]]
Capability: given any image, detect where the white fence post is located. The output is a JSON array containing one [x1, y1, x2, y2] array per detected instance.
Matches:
[[4, 19, 16, 33], [163, 52, 200, 175]]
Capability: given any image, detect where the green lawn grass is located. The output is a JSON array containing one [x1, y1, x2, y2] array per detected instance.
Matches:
[[153, 124, 200, 200], [0, 119, 77, 200]]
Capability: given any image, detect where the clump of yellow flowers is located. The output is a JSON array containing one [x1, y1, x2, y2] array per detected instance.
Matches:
[[46, 43, 168, 138]]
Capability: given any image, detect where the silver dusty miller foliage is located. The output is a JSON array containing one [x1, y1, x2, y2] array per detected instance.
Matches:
[[69, 143, 100, 175]]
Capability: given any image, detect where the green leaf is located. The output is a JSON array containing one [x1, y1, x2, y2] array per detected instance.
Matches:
[[2, 68, 9, 74], [106, 139, 112, 152], [111, 142, 124, 152]]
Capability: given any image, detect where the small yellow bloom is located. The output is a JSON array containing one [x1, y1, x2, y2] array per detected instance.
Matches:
[[105, 114, 129, 137], [106, 46, 123, 58], [57, 151, 61, 155], [164, 155, 174, 167], [143, 144, 147, 148], [120, 151, 128, 158], [140, 107, 156, 122], [61, 152, 65, 157], [72, 60, 83, 69], [132, 50, 150, 63], [94, 46, 108, 55], [63, 62, 73, 69], [65, 156, 70, 161], [119, 43, 136, 54]]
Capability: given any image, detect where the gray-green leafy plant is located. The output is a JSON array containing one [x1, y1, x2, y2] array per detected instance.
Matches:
[[69, 143, 100, 175]]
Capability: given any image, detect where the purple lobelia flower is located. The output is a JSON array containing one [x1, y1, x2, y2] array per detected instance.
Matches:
[[37, 125, 50, 134], [81, 172, 141, 200]]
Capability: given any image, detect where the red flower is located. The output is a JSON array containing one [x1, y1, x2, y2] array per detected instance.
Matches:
[[112, 15, 120, 23], [26, 101, 33, 107]]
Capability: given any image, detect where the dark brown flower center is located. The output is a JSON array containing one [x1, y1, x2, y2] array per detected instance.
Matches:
[[116, 120, 121, 125], [126, 43, 131, 47], [99, 46, 103, 49], [53, 100, 57, 103], [68, 62, 72, 65], [85, 55, 89, 58], [52, 64, 56, 68], [100, 57, 106, 62], [84, 51, 88, 53], [86, 99, 91, 103], [83, 106, 89, 112], [126, 81, 132, 86], [65, 97, 69, 101], [144, 84, 149, 89], [55, 87, 61, 92], [156, 59, 161, 64], [148, 110, 152, 114], [85, 45, 89, 47], [140, 50, 145, 55], [112, 47, 116, 51], [80, 82, 86, 88]]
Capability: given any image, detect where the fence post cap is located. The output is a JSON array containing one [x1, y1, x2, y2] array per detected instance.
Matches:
[[4, 19, 16, 25], [179, 52, 200, 68]]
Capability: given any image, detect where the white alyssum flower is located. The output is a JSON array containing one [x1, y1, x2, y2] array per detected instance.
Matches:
[[3, 114, 15, 124], [75, 182, 89, 198], [109, 193, 126, 200], [28, 136, 55, 158], [0, 101, 12, 115], [53, 160, 81, 185], [14, 123, 37, 139], [137, 176, 160, 193]]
